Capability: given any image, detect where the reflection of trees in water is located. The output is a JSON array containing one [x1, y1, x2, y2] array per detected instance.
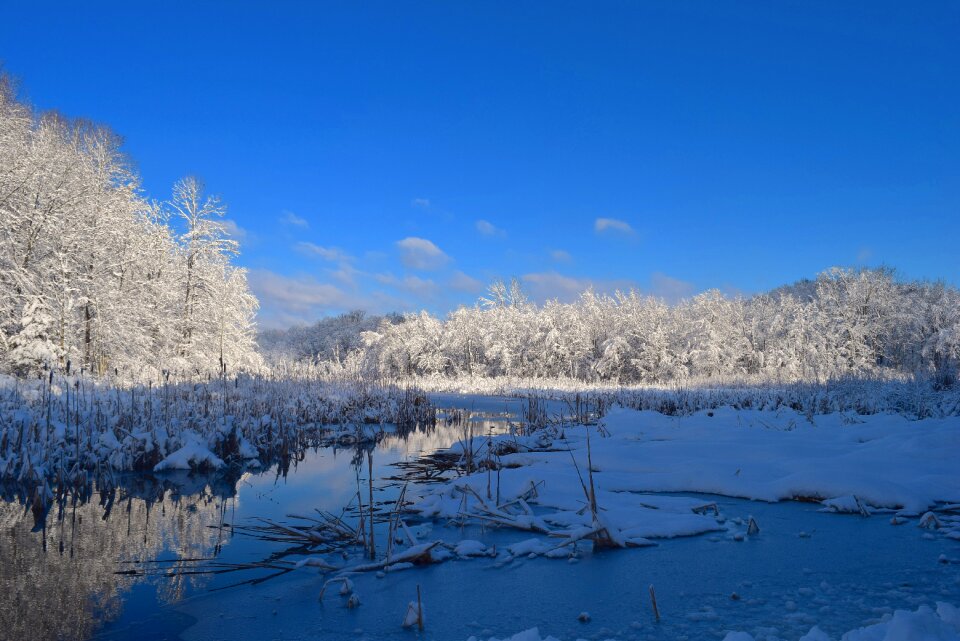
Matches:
[[0, 476, 236, 641], [0, 409, 512, 641], [383, 411, 514, 460]]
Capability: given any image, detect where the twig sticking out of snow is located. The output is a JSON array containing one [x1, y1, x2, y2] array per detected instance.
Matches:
[[367, 450, 376, 559], [416, 584, 424, 631], [386, 483, 411, 559], [649, 584, 661, 623], [318, 576, 353, 600]]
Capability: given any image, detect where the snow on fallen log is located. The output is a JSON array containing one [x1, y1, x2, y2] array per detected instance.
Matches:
[[337, 540, 446, 575], [820, 494, 872, 516]]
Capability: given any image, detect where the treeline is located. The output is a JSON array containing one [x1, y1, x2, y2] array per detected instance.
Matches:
[[258, 310, 401, 365], [356, 269, 959, 385], [0, 76, 260, 378]]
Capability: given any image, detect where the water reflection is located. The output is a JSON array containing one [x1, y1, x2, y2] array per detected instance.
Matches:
[[0, 481, 231, 641], [0, 408, 516, 641]]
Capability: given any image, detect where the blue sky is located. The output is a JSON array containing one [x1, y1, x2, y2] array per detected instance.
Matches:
[[2, 1, 957, 327]]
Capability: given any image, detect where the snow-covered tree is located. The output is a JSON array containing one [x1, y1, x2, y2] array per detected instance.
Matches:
[[0, 75, 260, 380]]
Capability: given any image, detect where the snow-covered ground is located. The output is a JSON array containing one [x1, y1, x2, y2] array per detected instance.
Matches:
[[414, 406, 960, 530], [477, 602, 960, 641]]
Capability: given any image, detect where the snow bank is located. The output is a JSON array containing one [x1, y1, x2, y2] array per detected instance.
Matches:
[[721, 603, 960, 641], [412, 406, 959, 547], [591, 406, 960, 513], [470, 604, 960, 641], [466, 628, 603, 641]]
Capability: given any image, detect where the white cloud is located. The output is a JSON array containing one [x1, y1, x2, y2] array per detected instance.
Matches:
[[449, 270, 484, 294], [329, 262, 364, 288], [280, 211, 309, 227], [295, 242, 352, 263], [248, 270, 358, 323], [294, 242, 361, 286], [411, 198, 431, 209], [550, 249, 572, 263], [475, 219, 506, 237], [249, 269, 406, 327], [594, 217, 634, 235], [396, 236, 450, 271], [649, 272, 696, 303]]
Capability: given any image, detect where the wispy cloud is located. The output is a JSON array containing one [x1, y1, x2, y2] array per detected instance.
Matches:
[[376, 272, 439, 299], [550, 249, 572, 263], [280, 210, 309, 227], [329, 262, 364, 288], [248, 269, 359, 325], [475, 219, 506, 238], [649, 272, 695, 303], [396, 236, 450, 271], [411, 198, 431, 209], [249, 269, 407, 327], [221, 219, 248, 243], [521, 271, 639, 303], [294, 242, 361, 286], [449, 270, 484, 294], [594, 217, 634, 235], [295, 242, 352, 263]]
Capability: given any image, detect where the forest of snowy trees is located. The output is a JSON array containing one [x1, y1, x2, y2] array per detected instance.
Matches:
[[258, 269, 960, 387], [351, 270, 960, 386], [0, 76, 260, 379]]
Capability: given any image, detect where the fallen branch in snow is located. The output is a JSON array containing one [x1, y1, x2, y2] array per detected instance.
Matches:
[[337, 540, 445, 574], [452, 484, 553, 534]]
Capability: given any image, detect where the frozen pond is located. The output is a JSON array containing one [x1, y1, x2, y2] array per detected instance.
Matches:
[[0, 395, 957, 641]]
